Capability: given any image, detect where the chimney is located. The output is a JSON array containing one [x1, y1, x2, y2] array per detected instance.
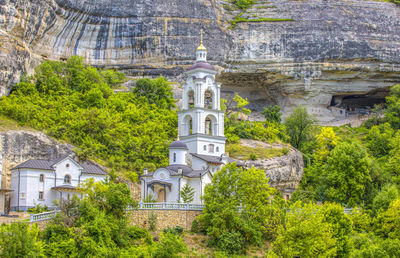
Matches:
[[178, 168, 183, 174], [143, 168, 148, 175]]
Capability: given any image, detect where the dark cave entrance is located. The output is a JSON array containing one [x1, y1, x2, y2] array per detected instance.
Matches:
[[329, 88, 390, 115]]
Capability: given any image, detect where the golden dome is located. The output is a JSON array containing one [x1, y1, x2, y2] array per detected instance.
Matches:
[[197, 43, 207, 51]]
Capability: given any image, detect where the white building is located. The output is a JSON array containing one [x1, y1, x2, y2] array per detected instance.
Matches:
[[141, 36, 237, 204], [10, 156, 107, 211]]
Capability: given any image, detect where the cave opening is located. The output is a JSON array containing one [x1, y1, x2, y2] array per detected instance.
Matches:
[[329, 88, 389, 116]]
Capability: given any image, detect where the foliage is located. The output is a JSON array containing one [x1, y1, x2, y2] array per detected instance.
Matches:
[[143, 193, 157, 203], [271, 202, 337, 257], [374, 199, 400, 239], [148, 211, 158, 231], [0, 56, 177, 176], [365, 123, 395, 158], [284, 106, 316, 151], [132, 77, 175, 109], [180, 184, 195, 203], [372, 184, 399, 213], [199, 163, 276, 254], [314, 127, 338, 165], [41, 180, 157, 257], [28, 204, 50, 214], [262, 105, 282, 124], [163, 226, 184, 236], [153, 232, 187, 258], [320, 141, 372, 207], [0, 223, 44, 257], [385, 84, 400, 129]]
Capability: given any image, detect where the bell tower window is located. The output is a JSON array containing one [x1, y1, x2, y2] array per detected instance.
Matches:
[[204, 90, 213, 109], [188, 90, 194, 108]]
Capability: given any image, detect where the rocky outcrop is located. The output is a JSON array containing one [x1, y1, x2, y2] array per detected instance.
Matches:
[[233, 140, 304, 191], [0, 130, 74, 189], [0, 0, 399, 121]]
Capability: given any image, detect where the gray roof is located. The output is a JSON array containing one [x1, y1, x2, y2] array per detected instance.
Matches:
[[188, 62, 215, 71], [169, 141, 188, 149], [141, 164, 209, 178], [191, 153, 224, 164], [12, 156, 107, 175]]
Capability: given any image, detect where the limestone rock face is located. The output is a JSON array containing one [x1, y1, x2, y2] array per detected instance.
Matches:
[[0, 0, 399, 120], [232, 140, 304, 191], [0, 130, 74, 189]]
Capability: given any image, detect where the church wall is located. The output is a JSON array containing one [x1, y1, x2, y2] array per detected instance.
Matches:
[[187, 179, 202, 204]]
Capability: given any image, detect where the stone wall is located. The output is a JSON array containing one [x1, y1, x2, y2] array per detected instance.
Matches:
[[127, 210, 202, 231]]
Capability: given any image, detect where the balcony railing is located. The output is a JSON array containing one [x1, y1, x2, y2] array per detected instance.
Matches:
[[30, 210, 59, 222]]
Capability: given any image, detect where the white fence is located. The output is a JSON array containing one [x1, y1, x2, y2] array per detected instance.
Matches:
[[30, 210, 59, 222], [30, 202, 205, 222]]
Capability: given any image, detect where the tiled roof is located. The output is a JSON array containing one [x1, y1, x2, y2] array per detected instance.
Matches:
[[191, 153, 224, 164], [12, 156, 107, 175], [141, 164, 208, 178]]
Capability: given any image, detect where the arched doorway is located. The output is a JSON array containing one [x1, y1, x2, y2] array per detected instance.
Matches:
[[158, 189, 165, 202]]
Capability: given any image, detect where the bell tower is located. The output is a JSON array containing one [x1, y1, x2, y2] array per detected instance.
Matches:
[[178, 30, 226, 157]]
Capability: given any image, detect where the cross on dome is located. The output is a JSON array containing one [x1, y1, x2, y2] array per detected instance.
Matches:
[[196, 29, 207, 61]]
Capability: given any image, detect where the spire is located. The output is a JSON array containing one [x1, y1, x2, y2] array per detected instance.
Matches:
[[196, 29, 207, 51]]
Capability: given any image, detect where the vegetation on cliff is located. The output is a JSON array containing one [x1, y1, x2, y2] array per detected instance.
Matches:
[[0, 56, 177, 177]]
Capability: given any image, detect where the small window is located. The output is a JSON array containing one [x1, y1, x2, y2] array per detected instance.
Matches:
[[66, 163, 70, 168], [64, 175, 71, 184], [203, 145, 207, 151], [208, 144, 214, 153], [173, 153, 176, 163], [39, 174, 44, 182], [216, 147, 219, 152], [38, 191, 44, 200]]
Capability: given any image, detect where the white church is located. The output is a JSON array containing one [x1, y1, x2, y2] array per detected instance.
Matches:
[[140, 36, 238, 204]]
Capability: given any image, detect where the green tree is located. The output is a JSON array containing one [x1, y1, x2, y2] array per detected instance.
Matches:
[[133, 77, 175, 109], [199, 163, 276, 254], [262, 105, 282, 124], [374, 199, 400, 239], [365, 123, 394, 158], [271, 202, 337, 257], [0, 223, 44, 257], [372, 184, 399, 213], [284, 106, 316, 150], [385, 84, 400, 129], [320, 142, 372, 207], [180, 184, 195, 203]]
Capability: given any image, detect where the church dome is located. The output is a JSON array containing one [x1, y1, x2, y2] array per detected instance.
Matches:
[[169, 140, 188, 149], [196, 43, 207, 51], [188, 61, 215, 71]]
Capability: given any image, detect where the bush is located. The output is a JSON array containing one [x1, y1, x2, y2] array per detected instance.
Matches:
[[0, 223, 44, 257], [148, 211, 158, 231], [163, 226, 184, 235], [249, 153, 258, 160], [153, 232, 187, 258], [191, 219, 200, 233], [27, 204, 49, 214]]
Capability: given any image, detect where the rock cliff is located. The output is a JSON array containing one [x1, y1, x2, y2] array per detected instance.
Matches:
[[0, 0, 399, 120], [0, 130, 73, 189], [233, 139, 304, 191]]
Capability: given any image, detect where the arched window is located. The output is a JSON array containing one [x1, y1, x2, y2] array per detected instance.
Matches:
[[64, 175, 71, 184], [203, 145, 207, 151], [183, 115, 193, 135], [205, 117, 212, 135], [208, 144, 215, 153], [204, 90, 213, 109], [173, 153, 176, 163], [205, 115, 217, 136], [39, 174, 44, 182], [188, 90, 194, 108]]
